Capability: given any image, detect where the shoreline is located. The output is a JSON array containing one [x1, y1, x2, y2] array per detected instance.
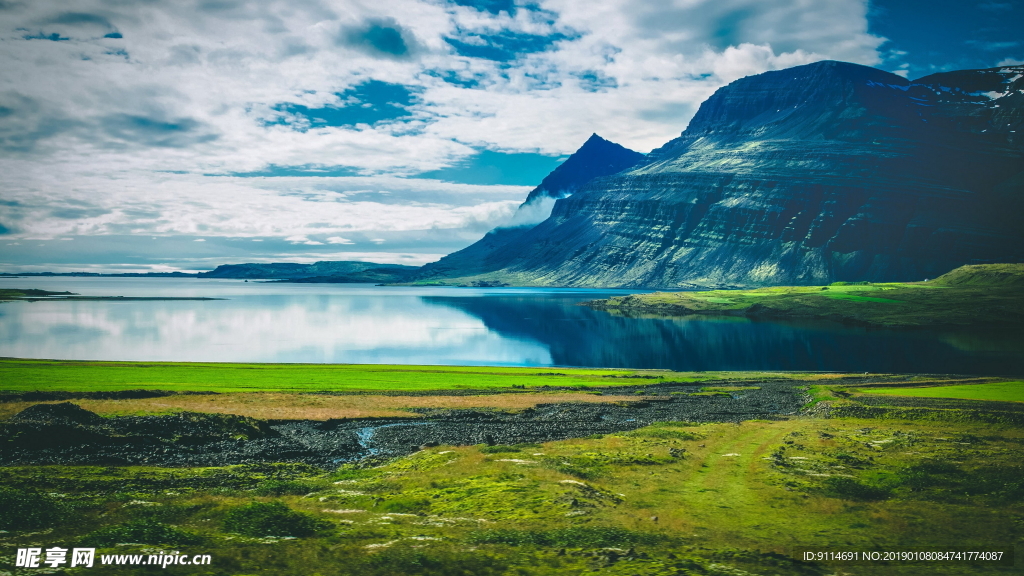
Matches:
[[581, 264, 1024, 329]]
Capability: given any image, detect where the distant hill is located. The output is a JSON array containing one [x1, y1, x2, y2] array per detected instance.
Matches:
[[931, 263, 1024, 288], [199, 261, 419, 283], [0, 272, 197, 278]]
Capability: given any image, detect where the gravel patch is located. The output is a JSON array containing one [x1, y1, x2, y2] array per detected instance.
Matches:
[[0, 381, 805, 468]]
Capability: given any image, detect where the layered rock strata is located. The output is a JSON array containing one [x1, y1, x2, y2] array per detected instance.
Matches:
[[422, 61, 1024, 288]]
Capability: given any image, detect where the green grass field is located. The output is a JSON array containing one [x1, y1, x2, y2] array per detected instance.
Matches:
[[0, 359, 646, 392], [0, 358, 789, 393], [860, 381, 1024, 402]]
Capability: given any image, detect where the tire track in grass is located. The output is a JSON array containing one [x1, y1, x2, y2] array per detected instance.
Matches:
[[683, 420, 804, 547]]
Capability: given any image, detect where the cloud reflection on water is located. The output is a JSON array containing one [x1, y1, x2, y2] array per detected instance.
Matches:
[[0, 280, 554, 365], [1, 278, 1022, 374]]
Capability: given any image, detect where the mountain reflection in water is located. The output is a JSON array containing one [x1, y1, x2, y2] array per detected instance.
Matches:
[[420, 294, 1024, 375], [0, 278, 1020, 374]]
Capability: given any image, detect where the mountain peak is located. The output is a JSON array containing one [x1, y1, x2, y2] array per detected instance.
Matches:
[[417, 60, 1024, 289], [788, 59, 908, 81], [687, 59, 909, 133], [645, 60, 924, 165], [523, 134, 645, 204], [413, 133, 645, 280]]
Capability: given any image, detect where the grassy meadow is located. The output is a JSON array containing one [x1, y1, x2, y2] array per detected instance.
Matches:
[[0, 358, 886, 396], [1, 361, 1022, 575], [2, 418, 1021, 575], [859, 381, 1024, 403], [0, 358, 711, 393]]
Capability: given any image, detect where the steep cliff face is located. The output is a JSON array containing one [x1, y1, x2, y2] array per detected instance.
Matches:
[[415, 134, 644, 281], [427, 61, 1024, 288]]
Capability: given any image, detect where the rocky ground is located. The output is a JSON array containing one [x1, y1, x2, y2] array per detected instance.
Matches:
[[0, 381, 805, 468]]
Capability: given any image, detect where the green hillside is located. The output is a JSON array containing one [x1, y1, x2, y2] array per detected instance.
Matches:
[[584, 264, 1024, 328]]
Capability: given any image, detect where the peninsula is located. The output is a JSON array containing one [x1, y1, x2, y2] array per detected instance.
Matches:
[[582, 264, 1024, 328]]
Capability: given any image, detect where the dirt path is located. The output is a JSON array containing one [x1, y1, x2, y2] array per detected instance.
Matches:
[[677, 421, 821, 549]]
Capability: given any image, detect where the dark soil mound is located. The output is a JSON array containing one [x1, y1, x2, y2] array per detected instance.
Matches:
[[10, 401, 107, 425], [1, 403, 278, 459]]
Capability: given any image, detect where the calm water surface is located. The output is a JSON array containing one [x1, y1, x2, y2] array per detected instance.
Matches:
[[1, 278, 1022, 375]]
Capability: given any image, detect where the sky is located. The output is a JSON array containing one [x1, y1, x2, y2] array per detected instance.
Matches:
[[0, 0, 1021, 273]]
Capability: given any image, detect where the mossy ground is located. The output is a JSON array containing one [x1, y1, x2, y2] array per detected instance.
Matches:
[[1, 416, 1020, 575], [2, 368, 1022, 574]]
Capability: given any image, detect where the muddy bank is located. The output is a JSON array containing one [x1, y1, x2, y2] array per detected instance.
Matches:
[[0, 381, 805, 469]]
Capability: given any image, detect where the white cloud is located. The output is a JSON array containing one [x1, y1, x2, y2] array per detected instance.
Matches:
[[285, 235, 325, 245], [327, 236, 355, 244], [0, 0, 887, 269], [0, 169, 527, 240], [502, 195, 560, 228]]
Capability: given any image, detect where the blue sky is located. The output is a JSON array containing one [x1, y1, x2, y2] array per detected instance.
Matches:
[[869, 0, 1022, 79], [0, 0, 1020, 272]]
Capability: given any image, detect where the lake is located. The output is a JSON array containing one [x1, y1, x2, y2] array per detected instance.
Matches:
[[1, 278, 1022, 375]]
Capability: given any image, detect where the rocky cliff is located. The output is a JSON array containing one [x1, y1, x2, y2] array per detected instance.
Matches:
[[420, 61, 1024, 288]]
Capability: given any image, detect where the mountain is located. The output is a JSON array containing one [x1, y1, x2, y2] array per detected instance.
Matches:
[[199, 261, 419, 282], [417, 60, 1024, 288], [516, 133, 648, 212], [413, 134, 645, 283]]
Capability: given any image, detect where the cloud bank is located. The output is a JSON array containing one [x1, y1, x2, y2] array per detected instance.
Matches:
[[0, 0, 890, 270]]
